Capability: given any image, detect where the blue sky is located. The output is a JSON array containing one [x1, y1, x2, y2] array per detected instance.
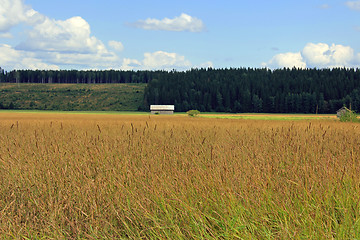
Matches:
[[0, 0, 359, 70]]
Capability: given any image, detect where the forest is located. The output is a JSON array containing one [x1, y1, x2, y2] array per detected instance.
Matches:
[[1, 67, 360, 113]]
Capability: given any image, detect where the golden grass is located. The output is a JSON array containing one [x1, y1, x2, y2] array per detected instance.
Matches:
[[0, 113, 359, 239]]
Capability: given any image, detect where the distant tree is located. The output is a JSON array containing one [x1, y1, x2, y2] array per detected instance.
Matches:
[[8, 102, 14, 109], [252, 94, 263, 113], [186, 110, 200, 117]]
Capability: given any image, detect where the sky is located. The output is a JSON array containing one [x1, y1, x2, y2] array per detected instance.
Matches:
[[0, 0, 360, 71]]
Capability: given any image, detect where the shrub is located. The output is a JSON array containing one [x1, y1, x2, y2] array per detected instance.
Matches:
[[339, 110, 359, 122], [186, 110, 200, 117]]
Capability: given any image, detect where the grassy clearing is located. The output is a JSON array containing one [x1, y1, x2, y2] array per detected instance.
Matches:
[[0, 83, 146, 111], [0, 113, 359, 238]]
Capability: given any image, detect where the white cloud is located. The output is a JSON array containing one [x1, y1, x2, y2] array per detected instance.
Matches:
[[263, 52, 306, 69], [121, 58, 142, 71], [0, 0, 124, 70], [16, 16, 107, 54], [0, 44, 59, 70], [0, 0, 99, 54], [121, 51, 213, 71], [0, 1, 210, 71], [108, 40, 124, 52], [43, 51, 120, 69], [143, 51, 191, 69], [130, 13, 206, 32], [0, 0, 28, 32], [301, 43, 331, 66], [302, 43, 354, 68], [263, 43, 359, 69], [0, 0, 44, 32], [121, 51, 192, 70], [346, 1, 360, 10]]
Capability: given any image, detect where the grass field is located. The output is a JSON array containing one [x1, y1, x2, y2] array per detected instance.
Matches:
[[0, 112, 359, 239], [200, 113, 337, 121], [0, 110, 339, 120], [0, 83, 146, 111]]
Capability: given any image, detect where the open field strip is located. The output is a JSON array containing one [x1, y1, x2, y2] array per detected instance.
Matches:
[[0, 112, 359, 239], [0, 110, 338, 120], [200, 113, 337, 121]]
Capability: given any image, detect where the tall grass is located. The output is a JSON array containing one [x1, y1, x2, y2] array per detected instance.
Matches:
[[0, 114, 359, 239]]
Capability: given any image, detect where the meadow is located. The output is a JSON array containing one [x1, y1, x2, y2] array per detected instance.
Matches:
[[0, 83, 146, 111], [0, 112, 360, 239]]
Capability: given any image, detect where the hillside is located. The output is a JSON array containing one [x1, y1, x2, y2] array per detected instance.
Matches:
[[0, 83, 146, 111], [2, 68, 360, 113], [144, 68, 360, 113]]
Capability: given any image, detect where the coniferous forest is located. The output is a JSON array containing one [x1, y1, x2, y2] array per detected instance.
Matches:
[[1, 67, 360, 113]]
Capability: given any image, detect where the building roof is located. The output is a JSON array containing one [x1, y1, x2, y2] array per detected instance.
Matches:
[[337, 106, 351, 113], [150, 105, 175, 111]]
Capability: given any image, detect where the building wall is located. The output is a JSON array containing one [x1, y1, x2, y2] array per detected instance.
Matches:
[[337, 109, 349, 118], [151, 110, 174, 115]]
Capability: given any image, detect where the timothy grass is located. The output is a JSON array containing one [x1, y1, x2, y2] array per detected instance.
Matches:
[[0, 113, 359, 239]]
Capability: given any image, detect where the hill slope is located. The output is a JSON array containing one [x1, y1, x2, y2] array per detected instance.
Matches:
[[0, 83, 146, 111]]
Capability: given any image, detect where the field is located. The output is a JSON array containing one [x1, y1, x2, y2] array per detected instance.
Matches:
[[0, 83, 146, 111], [200, 113, 337, 121], [0, 112, 360, 239]]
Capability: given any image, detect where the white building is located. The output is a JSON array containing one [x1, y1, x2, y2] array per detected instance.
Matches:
[[150, 105, 175, 114]]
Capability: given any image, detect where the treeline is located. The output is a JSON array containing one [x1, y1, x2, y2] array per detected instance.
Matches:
[[1, 67, 360, 113], [143, 68, 360, 113], [0, 68, 159, 84]]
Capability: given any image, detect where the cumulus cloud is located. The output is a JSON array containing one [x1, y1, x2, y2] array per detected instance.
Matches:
[[0, 0, 44, 32], [121, 51, 212, 70], [143, 51, 191, 69], [263, 52, 306, 69], [302, 43, 354, 68], [130, 13, 206, 32], [346, 1, 360, 10], [13, 13, 121, 69], [121, 58, 142, 71], [16, 16, 107, 54], [0, 44, 59, 70], [0, 0, 29, 32], [0, 0, 123, 70], [122, 51, 192, 70], [108, 40, 124, 52], [38, 51, 120, 69], [263, 43, 360, 69], [0, 1, 211, 70]]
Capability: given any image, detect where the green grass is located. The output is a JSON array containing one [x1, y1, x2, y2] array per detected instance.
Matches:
[[0, 83, 146, 111], [199, 113, 336, 121], [0, 110, 338, 121]]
